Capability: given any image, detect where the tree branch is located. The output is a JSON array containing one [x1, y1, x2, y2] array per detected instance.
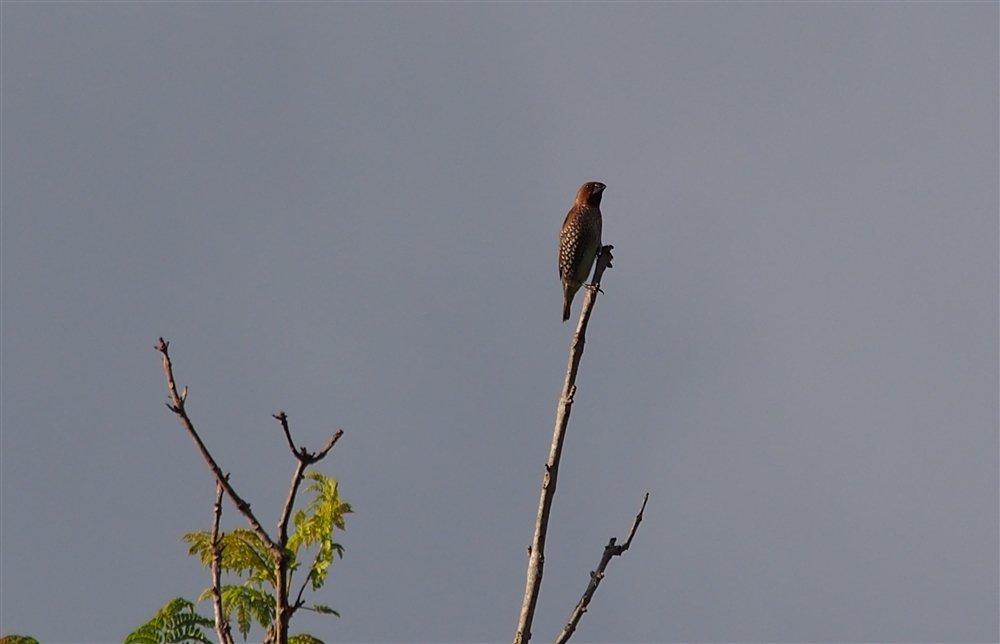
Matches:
[[274, 412, 344, 467], [210, 481, 235, 644], [315, 429, 345, 461], [158, 340, 346, 644], [276, 415, 343, 546], [514, 245, 614, 644], [275, 410, 299, 456], [272, 413, 344, 642], [275, 455, 309, 638], [293, 569, 312, 613], [555, 493, 649, 644], [156, 339, 279, 552]]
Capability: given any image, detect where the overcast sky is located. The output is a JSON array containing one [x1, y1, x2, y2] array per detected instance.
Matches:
[[2, 3, 997, 643]]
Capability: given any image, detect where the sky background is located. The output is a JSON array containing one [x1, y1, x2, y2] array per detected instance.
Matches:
[[1, 3, 997, 643]]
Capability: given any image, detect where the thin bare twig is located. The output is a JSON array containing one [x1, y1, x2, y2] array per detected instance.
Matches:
[[315, 429, 345, 461], [555, 493, 649, 644], [210, 481, 235, 644], [514, 245, 614, 644], [293, 570, 312, 611], [274, 410, 299, 456], [156, 338, 278, 552]]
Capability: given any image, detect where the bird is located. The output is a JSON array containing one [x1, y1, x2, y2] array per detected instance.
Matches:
[[559, 181, 605, 322]]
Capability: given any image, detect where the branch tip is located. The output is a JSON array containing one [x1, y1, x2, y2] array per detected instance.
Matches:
[[553, 492, 649, 644]]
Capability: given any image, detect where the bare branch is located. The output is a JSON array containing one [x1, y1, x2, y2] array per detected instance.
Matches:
[[293, 570, 312, 613], [316, 429, 345, 461], [274, 411, 344, 466], [210, 481, 235, 644], [274, 411, 299, 456], [620, 492, 649, 550], [555, 493, 648, 644], [278, 459, 309, 547], [156, 338, 278, 552], [514, 245, 614, 644]]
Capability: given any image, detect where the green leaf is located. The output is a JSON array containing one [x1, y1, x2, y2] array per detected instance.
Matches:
[[310, 604, 340, 617], [218, 584, 275, 640], [123, 597, 213, 644], [1, 637, 41, 644], [288, 635, 325, 644], [184, 529, 277, 587], [170, 474, 350, 643], [287, 472, 352, 591]]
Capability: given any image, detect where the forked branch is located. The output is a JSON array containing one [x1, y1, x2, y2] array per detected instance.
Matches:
[[555, 493, 649, 644], [514, 245, 614, 644]]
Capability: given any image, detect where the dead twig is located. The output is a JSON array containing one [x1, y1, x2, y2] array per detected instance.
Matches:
[[514, 245, 614, 644], [156, 338, 277, 552], [555, 493, 649, 644], [275, 410, 299, 456]]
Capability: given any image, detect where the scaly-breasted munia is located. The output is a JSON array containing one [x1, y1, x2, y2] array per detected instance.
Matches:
[[559, 181, 605, 322]]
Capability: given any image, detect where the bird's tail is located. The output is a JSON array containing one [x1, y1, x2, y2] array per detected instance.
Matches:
[[562, 283, 578, 322]]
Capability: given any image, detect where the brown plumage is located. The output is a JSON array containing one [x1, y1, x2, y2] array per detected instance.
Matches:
[[559, 181, 605, 322]]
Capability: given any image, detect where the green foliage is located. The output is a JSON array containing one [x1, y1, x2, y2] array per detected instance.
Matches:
[[287, 636, 325, 644], [1, 636, 41, 644], [287, 472, 352, 592], [186, 528, 277, 588], [123, 597, 213, 644], [196, 584, 275, 640], [310, 604, 340, 617], [181, 472, 351, 641]]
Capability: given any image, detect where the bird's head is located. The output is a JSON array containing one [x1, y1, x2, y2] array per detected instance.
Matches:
[[576, 181, 606, 207]]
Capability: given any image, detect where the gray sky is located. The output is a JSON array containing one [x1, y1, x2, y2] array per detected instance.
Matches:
[[1, 3, 997, 643]]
